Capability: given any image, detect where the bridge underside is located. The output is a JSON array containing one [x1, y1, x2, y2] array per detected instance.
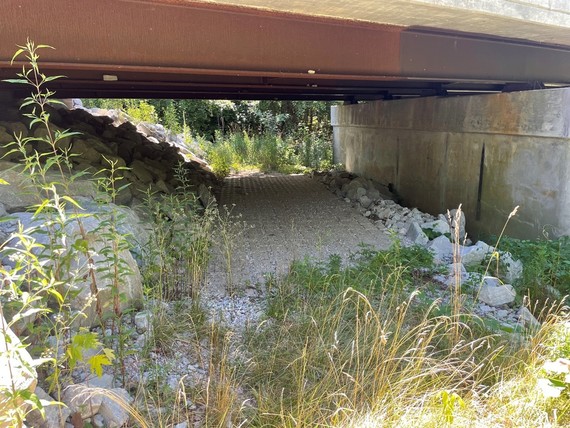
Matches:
[[1, 0, 569, 101]]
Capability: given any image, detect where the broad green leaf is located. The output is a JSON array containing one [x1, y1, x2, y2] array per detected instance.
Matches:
[[87, 353, 113, 378]]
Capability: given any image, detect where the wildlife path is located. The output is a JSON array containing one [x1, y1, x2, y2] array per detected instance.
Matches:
[[204, 172, 392, 296]]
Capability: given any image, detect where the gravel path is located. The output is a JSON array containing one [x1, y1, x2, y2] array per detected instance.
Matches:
[[204, 172, 392, 297]]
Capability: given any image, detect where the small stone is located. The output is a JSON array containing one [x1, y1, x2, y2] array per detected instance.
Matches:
[[445, 262, 468, 285], [359, 195, 372, 209], [86, 373, 115, 389], [174, 422, 188, 428], [134, 310, 152, 333], [167, 374, 180, 391], [62, 383, 104, 419], [356, 187, 367, 199], [447, 262, 467, 277], [92, 414, 105, 428], [433, 274, 448, 284], [134, 334, 148, 349], [367, 188, 381, 201], [496, 309, 509, 319]]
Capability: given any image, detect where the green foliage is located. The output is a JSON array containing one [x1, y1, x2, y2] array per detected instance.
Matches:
[[0, 41, 138, 422], [84, 99, 334, 176], [208, 140, 234, 178], [266, 243, 433, 320], [422, 226, 451, 241], [204, 131, 332, 177], [125, 100, 157, 123], [84, 98, 333, 177], [254, 134, 286, 172], [83, 98, 158, 124], [437, 390, 466, 424], [65, 330, 114, 377], [247, 250, 488, 426], [498, 235, 570, 299], [142, 164, 215, 300], [290, 243, 433, 294]]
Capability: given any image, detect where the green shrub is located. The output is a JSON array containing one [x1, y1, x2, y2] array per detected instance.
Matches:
[[208, 141, 234, 178], [498, 236, 570, 300], [125, 100, 158, 123]]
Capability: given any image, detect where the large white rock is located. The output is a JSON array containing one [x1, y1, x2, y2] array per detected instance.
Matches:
[[0, 161, 98, 213], [460, 240, 493, 266], [500, 251, 524, 283], [406, 222, 429, 246], [2, 209, 145, 329], [478, 277, 516, 306], [98, 388, 133, 428], [62, 383, 104, 419], [421, 219, 450, 236], [427, 235, 454, 263], [67, 235, 143, 329]]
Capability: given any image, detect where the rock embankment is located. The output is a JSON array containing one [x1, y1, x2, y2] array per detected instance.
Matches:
[[0, 103, 218, 428], [319, 169, 536, 329], [0, 103, 218, 208]]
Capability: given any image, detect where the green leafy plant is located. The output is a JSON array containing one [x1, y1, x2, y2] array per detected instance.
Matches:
[[0, 40, 135, 424], [498, 235, 570, 299], [437, 390, 466, 424]]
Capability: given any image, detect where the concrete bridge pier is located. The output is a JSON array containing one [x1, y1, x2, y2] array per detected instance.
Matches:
[[332, 89, 570, 239]]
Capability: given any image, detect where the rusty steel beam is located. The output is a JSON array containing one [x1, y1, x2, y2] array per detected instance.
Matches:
[[0, 0, 569, 100]]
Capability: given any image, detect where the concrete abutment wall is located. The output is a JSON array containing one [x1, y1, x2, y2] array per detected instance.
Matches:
[[332, 89, 570, 239]]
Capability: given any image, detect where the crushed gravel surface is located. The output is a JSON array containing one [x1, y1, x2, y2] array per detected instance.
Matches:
[[204, 172, 393, 299]]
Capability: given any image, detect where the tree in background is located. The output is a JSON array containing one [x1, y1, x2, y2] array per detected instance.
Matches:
[[82, 98, 334, 174]]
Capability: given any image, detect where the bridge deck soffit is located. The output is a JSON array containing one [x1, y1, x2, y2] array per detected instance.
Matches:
[[0, 0, 569, 100]]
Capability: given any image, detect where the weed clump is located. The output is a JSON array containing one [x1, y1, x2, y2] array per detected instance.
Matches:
[[206, 130, 333, 177]]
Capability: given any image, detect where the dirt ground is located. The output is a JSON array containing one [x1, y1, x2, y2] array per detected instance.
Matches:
[[204, 172, 393, 296]]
